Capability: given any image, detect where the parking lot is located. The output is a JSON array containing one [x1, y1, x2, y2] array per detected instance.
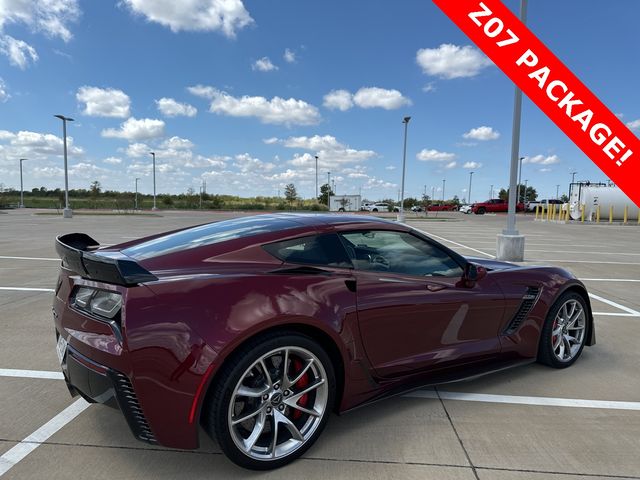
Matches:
[[1, 209, 639, 480]]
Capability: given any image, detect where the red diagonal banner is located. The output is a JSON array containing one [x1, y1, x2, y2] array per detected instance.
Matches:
[[433, 0, 640, 207]]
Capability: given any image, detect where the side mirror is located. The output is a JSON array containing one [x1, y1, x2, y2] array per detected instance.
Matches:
[[463, 263, 487, 287]]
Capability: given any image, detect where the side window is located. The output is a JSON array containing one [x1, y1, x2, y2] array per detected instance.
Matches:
[[263, 234, 352, 268], [338, 230, 463, 277]]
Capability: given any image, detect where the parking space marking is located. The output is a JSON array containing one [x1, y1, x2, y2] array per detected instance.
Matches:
[[0, 256, 58, 262], [582, 278, 640, 282], [0, 369, 63, 380], [406, 390, 640, 411], [526, 249, 640, 256], [0, 287, 54, 293], [420, 232, 495, 258], [0, 399, 90, 477], [589, 293, 640, 317], [524, 259, 640, 265]]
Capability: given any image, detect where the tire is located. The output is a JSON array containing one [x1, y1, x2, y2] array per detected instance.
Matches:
[[372, 208, 378, 212], [203, 332, 336, 470], [338, 208, 345, 212], [537, 292, 589, 368], [476, 207, 486, 215]]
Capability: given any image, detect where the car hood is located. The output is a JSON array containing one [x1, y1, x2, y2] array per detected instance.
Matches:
[[465, 256, 517, 271]]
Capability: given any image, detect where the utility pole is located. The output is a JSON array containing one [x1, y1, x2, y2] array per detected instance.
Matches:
[[327, 172, 331, 206], [517, 156, 525, 202], [524, 179, 528, 205], [19, 158, 28, 208], [150, 152, 157, 210], [556, 184, 560, 200], [468, 171, 474, 205], [398, 116, 411, 222], [135, 177, 140, 210], [490, 184, 494, 199], [442, 179, 446, 202], [54, 114, 74, 218], [315, 155, 319, 200]]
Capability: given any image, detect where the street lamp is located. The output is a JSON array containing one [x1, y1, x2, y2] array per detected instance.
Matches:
[[19, 158, 28, 208], [570, 171, 577, 184], [490, 184, 494, 198], [315, 155, 319, 201], [468, 171, 474, 205], [54, 114, 74, 218], [517, 156, 525, 203], [134, 177, 140, 210], [556, 184, 560, 200], [442, 179, 446, 202], [524, 179, 528, 207], [150, 152, 157, 210], [397, 116, 411, 222], [327, 172, 331, 206]]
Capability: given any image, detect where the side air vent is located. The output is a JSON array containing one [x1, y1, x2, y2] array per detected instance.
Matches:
[[503, 286, 541, 335], [109, 370, 157, 444]]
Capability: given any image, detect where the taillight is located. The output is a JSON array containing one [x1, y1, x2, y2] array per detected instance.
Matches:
[[72, 287, 122, 320]]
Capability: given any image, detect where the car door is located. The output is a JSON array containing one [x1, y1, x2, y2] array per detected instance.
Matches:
[[338, 230, 506, 378]]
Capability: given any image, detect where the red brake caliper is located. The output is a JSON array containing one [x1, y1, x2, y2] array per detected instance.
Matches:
[[291, 359, 309, 420]]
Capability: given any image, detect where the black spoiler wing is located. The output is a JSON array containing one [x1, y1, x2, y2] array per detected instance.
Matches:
[[55, 233, 158, 286]]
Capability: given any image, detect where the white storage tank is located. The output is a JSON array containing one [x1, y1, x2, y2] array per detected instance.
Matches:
[[569, 185, 639, 221]]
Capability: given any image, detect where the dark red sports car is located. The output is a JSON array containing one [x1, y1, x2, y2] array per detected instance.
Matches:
[[53, 214, 595, 469]]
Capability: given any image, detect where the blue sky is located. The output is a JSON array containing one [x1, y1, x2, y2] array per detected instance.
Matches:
[[1, 0, 639, 202]]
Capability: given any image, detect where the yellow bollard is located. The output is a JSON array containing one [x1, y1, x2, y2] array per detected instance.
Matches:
[[596, 205, 600, 223], [609, 205, 613, 224], [624, 205, 628, 224], [581, 204, 585, 223], [535, 205, 539, 220], [546, 205, 550, 221]]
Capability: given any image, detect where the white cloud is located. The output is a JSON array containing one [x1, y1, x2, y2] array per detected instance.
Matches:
[[385, 165, 396, 170], [103, 157, 122, 165], [0, 78, 8, 101], [272, 135, 376, 169], [283, 48, 296, 63], [416, 149, 456, 162], [102, 118, 165, 141], [463, 126, 500, 141], [422, 82, 436, 93], [0, 0, 79, 68], [281, 135, 342, 151], [161, 136, 194, 150], [156, 97, 197, 117], [463, 161, 482, 169], [0, 36, 38, 69], [0, 129, 83, 164], [539, 167, 552, 173], [124, 137, 229, 170], [188, 85, 320, 126], [322, 87, 410, 111], [76, 86, 131, 118], [444, 161, 457, 169], [416, 44, 492, 79], [233, 153, 275, 172], [523, 154, 560, 165], [252, 56, 278, 72], [627, 119, 640, 131], [353, 87, 411, 110], [120, 0, 253, 38], [323, 89, 354, 111], [263, 137, 279, 145]]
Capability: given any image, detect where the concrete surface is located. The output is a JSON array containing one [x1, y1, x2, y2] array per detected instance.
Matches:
[[0, 208, 639, 480]]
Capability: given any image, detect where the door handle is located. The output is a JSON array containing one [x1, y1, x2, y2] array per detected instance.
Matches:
[[426, 283, 447, 292]]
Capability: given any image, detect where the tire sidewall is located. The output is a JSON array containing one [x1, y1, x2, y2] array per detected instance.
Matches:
[[208, 333, 336, 470]]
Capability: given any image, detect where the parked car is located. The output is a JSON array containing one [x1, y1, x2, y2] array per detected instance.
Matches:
[[53, 214, 595, 469], [411, 205, 424, 212], [360, 202, 373, 211], [525, 199, 563, 212], [472, 199, 525, 214], [427, 203, 458, 211], [459, 204, 472, 214], [367, 202, 390, 212]]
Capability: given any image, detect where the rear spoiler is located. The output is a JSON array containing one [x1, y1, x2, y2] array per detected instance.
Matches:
[[55, 233, 158, 286]]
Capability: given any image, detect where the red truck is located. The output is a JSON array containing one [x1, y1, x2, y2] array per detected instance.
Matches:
[[427, 203, 458, 211], [471, 198, 525, 214]]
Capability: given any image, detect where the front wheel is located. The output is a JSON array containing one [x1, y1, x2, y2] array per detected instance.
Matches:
[[203, 333, 336, 470], [538, 292, 588, 368], [476, 207, 486, 215]]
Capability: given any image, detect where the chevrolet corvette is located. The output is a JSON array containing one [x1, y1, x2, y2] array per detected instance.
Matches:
[[52, 213, 594, 469]]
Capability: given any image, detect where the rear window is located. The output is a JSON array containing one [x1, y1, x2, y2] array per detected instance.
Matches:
[[122, 216, 300, 260], [263, 234, 352, 268]]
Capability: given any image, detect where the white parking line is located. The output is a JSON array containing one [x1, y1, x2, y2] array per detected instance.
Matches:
[[582, 278, 640, 282], [526, 249, 640, 256], [0, 256, 58, 262], [524, 259, 640, 265], [0, 369, 64, 380], [405, 390, 640, 411], [0, 399, 90, 477], [0, 287, 54, 293], [422, 232, 495, 258], [589, 293, 640, 317]]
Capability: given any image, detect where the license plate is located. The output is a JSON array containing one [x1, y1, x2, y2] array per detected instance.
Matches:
[[56, 335, 68, 365]]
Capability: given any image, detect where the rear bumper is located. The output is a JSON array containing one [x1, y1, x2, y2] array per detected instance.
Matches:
[[61, 341, 157, 444]]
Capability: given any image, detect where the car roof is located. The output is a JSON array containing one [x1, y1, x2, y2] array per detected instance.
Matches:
[[274, 212, 396, 228]]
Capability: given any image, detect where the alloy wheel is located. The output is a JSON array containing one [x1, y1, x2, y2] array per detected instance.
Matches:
[[551, 299, 586, 362]]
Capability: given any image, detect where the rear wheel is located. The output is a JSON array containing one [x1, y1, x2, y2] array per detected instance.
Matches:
[[203, 333, 335, 470], [372, 208, 378, 212], [538, 292, 588, 368], [476, 207, 486, 215]]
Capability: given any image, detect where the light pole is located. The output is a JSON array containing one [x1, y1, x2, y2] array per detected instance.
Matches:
[[150, 152, 157, 210], [468, 171, 474, 205], [571, 171, 577, 184], [523, 179, 528, 206], [19, 158, 28, 208], [134, 177, 140, 210], [398, 116, 411, 222], [327, 172, 331, 206], [54, 114, 74, 218], [431, 186, 435, 203], [498, 0, 528, 261], [442, 179, 446, 202], [490, 184, 494, 199], [315, 155, 319, 201], [556, 184, 560, 200], [517, 156, 525, 202]]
